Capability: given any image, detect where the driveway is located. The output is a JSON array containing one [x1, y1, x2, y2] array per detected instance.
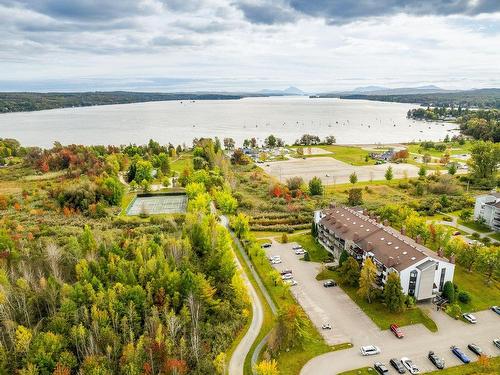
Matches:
[[263, 240, 500, 374], [261, 157, 420, 184]]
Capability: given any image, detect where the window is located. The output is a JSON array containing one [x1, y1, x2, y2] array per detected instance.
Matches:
[[408, 270, 417, 296], [439, 268, 446, 291]]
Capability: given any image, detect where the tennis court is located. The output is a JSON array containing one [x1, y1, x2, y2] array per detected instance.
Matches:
[[126, 193, 187, 215]]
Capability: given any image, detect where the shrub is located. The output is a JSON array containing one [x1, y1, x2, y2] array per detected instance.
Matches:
[[458, 291, 471, 304], [442, 281, 455, 303], [281, 233, 288, 243]]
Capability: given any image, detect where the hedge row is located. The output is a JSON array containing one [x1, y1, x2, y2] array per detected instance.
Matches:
[[250, 223, 311, 233]]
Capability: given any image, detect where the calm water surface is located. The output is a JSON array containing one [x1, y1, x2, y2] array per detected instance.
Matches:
[[0, 96, 458, 147]]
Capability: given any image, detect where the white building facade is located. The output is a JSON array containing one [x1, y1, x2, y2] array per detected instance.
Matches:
[[473, 193, 500, 232]]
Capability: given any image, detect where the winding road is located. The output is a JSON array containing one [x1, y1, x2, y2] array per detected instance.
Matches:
[[220, 215, 277, 375]]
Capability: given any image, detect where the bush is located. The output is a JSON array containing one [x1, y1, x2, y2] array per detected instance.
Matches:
[[281, 233, 288, 243], [303, 252, 310, 261], [442, 281, 455, 303], [458, 291, 471, 304]]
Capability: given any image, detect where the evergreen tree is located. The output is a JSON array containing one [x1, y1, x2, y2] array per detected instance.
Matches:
[[383, 273, 405, 312], [339, 256, 360, 286]]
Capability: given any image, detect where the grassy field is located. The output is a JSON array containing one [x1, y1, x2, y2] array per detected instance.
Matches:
[[322, 270, 438, 332], [170, 152, 193, 174], [453, 264, 500, 312], [316, 145, 375, 166], [120, 192, 136, 215], [338, 367, 376, 375], [406, 142, 472, 158], [489, 232, 500, 241], [458, 219, 492, 233], [288, 233, 331, 262]]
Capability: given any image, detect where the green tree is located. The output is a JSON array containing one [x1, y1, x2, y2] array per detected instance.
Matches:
[[448, 163, 457, 175], [349, 172, 358, 185], [358, 258, 377, 303], [308, 176, 323, 196], [459, 209, 472, 222], [339, 256, 360, 287], [232, 213, 250, 239], [457, 243, 480, 272], [469, 141, 500, 180], [442, 281, 455, 303], [101, 176, 124, 206], [447, 303, 462, 320], [418, 165, 427, 178], [476, 246, 500, 282], [152, 152, 170, 175], [214, 190, 238, 214], [347, 188, 363, 206], [383, 273, 405, 312], [134, 159, 153, 183], [385, 166, 393, 181], [338, 250, 349, 267]]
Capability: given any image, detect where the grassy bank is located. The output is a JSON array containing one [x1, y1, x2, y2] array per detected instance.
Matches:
[[230, 238, 275, 375], [453, 264, 500, 312], [288, 233, 331, 262], [321, 270, 437, 332]]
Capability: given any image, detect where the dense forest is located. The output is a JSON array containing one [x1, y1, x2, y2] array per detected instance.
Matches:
[[332, 88, 500, 109], [0, 92, 245, 113], [0, 138, 248, 374]]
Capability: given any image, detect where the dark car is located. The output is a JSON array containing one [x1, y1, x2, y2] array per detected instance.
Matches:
[[428, 351, 445, 369], [261, 243, 271, 249], [374, 362, 389, 374], [451, 346, 470, 363], [491, 306, 500, 315], [467, 343, 484, 356], [323, 280, 337, 287], [389, 358, 406, 374]]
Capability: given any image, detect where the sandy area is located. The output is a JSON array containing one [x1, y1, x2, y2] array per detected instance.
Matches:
[[262, 156, 420, 184]]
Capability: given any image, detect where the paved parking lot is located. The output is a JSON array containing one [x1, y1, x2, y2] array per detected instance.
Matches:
[[263, 240, 500, 374]]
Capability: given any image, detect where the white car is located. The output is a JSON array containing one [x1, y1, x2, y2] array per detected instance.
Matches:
[[401, 357, 419, 374], [286, 279, 298, 286], [281, 273, 293, 280], [271, 258, 282, 264], [292, 245, 302, 250], [321, 323, 332, 330], [269, 255, 280, 261], [295, 249, 306, 255], [360, 345, 380, 356], [463, 313, 477, 324]]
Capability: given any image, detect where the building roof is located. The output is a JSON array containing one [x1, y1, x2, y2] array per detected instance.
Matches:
[[319, 206, 450, 271]]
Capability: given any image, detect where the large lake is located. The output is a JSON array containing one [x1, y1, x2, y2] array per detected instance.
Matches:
[[0, 96, 458, 147]]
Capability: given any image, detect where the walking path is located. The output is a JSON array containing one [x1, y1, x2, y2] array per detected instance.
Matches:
[[220, 215, 277, 375], [430, 214, 499, 243]]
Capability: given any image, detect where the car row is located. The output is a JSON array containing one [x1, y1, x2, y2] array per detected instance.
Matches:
[[367, 340, 499, 374]]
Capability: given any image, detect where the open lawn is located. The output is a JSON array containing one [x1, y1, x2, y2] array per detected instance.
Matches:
[[338, 367, 375, 375], [458, 219, 491, 233], [170, 152, 193, 174], [489, 232, 500, 242], [321, 270, 438, 332], [288, 233, 331, 262], [316, 145, 375, 166], [453, 264, 500, 312]]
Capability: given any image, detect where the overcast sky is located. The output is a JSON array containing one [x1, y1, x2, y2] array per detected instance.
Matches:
[[0, 0, 499, 92]]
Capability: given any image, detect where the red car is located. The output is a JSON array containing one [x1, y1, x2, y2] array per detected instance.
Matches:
[[390, 324, 404, 338]]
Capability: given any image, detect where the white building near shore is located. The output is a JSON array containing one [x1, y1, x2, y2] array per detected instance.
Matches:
[[315, 205, 455, 301], [473, 192, 500, 232]]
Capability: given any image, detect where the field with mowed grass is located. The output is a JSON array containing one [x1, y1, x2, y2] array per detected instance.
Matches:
[[287, 232, 331, 262], [170, 152, 193, 173], [453, 264, 500, 312], [321, 270, 437, 332], [316, 145, 375, 166]]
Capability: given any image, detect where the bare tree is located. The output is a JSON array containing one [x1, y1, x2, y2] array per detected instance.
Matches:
[[187, 293, 201, 364]]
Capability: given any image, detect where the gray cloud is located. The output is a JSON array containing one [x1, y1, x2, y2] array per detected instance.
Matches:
[[0, 0, 153, 21], [235, 0, 500, 25], [235, 1, 296, 24]]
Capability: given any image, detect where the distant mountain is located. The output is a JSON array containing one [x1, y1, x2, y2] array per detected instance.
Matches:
[[258, 86, 306, 95], [319, 85, 452, 97]]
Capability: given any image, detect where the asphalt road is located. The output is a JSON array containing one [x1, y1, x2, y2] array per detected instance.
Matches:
[[264, 240, 500, 374]]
